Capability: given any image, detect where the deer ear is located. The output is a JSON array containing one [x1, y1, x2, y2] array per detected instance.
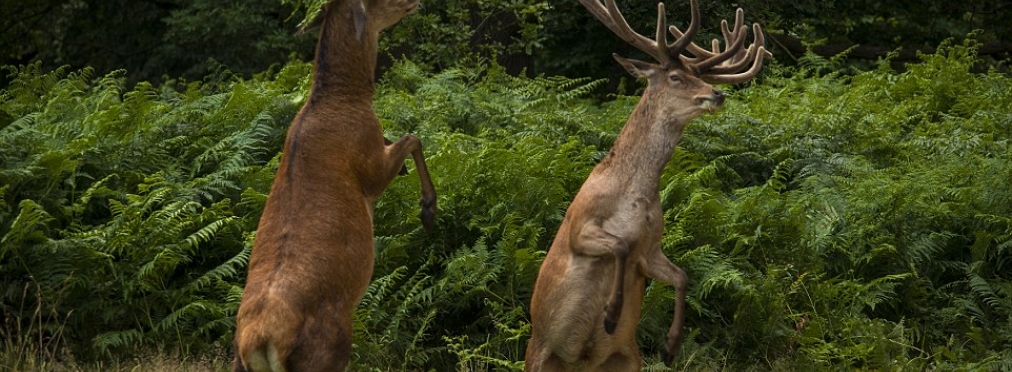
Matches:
[[613, 54, 657, 79]]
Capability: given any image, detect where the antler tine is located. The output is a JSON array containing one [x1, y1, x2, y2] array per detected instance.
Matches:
[[668, 0, 701, 56], [725, 9, 745, 49], [577, 0, 628, 42], [654, 3, 670, 65], [692, 24, 747, 71], [670, 7, 752, 64], [708, 17, 761, 71], [668, 26, 709, 58], [708, 43, 758, 74], [702, 24, 772, 84], [579, 0, 672, 67], [671, 6, 770, 82], [723, 10, 747, 64], [703, 47, 770, 84], [651, 1, 667, 66]]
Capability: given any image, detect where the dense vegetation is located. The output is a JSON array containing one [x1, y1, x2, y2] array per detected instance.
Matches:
[[2, 37, 1011, 370], [5, 0, 1011, 86]]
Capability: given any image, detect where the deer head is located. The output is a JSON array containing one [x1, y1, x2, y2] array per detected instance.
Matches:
[[580, 0, 771, 122], [347, 0, 420, 40]]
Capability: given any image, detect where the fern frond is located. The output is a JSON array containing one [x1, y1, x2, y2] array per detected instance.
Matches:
[[187, 245, 250, 292], [93, 329, 144, 357], [1, 199, 53, 248]]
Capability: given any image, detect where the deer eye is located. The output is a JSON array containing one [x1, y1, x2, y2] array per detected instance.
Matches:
[[669, 75, 682, 83]]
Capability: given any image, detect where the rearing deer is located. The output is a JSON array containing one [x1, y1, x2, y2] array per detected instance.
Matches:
[[233, 1, 434, 371], [524, 1, 769, 371]]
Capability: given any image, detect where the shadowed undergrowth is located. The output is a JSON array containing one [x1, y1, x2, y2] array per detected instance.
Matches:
[[1, 38, 1010, 371]]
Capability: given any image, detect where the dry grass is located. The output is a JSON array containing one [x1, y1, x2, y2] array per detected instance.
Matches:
[[0, 283, 230, 372], [0, 346, 231, 372]]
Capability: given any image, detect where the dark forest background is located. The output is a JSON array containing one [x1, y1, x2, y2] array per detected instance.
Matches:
[[2, 1, 1011, 371], [4, 0, 1012, 86]]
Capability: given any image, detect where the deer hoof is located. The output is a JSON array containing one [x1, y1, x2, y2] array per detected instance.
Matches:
[[419, 196, 436, 231], [662, 348, 674, 365], [662, 333, 682, 364]]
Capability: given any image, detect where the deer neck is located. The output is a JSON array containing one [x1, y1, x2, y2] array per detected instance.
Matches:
[[308, 4, 379, 102], [598, 91, 688, 189]]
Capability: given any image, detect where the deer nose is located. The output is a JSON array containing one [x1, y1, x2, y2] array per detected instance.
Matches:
[[713, 89, 726, 105]]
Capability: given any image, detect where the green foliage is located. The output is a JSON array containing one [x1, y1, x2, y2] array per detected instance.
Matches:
[[643, 38, 1012, 369], [383, 0, 549, 71], [1, 60, 310, 358], [279, 0, 330, 30], [3, 37, 1011, 370]]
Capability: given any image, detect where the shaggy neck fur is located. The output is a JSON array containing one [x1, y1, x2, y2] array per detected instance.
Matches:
[[597, 86, 689, 191]]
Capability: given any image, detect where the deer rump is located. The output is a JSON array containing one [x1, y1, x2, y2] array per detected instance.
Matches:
[[232, 1, 435, 372]]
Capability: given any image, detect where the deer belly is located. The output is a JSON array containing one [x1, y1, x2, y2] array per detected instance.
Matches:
[[538, 258, 617, 360]]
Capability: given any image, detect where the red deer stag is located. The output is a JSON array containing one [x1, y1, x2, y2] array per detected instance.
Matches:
[[233, 0, 434, 371], [524, 0, 769, 371]]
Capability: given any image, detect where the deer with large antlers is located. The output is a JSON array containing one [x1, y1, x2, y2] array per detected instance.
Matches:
[[524, 1, 769, 371], [232, 1, 435, 371]]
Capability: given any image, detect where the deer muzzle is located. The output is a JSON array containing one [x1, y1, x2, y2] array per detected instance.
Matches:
[[699, 90, 725, 113]]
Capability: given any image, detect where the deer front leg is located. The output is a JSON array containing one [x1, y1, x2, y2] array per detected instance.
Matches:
[[572, 222, 630, 334], [384, 137, 409, 175], [639, 248, 688, 363], [385, 134, 437, 231]]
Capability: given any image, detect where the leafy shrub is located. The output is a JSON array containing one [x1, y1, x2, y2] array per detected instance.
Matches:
[[1, 37, 1010, 370], [1, 60, 310, 357]]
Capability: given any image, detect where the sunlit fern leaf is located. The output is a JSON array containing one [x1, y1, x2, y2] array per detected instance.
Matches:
[[966, 263, 1008, 314], [187, 245, 250, 293], [1, 200, 53, 249], [92, 329, 143, 357], [280, 0, 332, 30], [857, 273, 910, 312]]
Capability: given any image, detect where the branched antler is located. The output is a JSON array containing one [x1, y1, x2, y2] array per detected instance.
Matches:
[[669, 6, 772, 83], [579, 0, 772, 84]]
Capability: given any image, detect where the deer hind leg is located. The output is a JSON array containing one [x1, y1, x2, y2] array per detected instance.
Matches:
[[231, 340, 247, 372], [572, 222, 630, 334], [638, 248, 688, 363], [384, 134, 437, 230]]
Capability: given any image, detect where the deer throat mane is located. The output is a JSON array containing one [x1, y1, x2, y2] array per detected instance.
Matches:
[[601, 97, 686, 178], [310, 3, 379, 100]]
